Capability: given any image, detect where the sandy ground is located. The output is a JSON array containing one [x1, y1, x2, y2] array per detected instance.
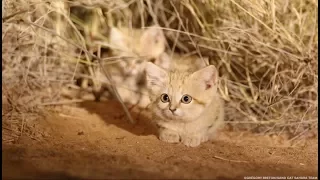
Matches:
[[2, 100, 318, 180]]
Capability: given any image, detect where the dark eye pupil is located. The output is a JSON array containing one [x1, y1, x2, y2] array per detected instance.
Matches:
[[181, 95, 192, 104], [161, 94, 169, 102]]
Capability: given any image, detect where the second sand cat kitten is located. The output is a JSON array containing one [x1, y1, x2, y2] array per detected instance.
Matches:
[[107, 25, 167, 77], [145, 61, 224, 147], [94, 25, 168, 106]]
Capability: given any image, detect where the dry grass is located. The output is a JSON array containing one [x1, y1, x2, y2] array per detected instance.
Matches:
[[2, 0, 318, 143]]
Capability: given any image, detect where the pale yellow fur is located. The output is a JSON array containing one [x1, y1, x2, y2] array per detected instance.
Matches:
[[145, 59, 224, 147]]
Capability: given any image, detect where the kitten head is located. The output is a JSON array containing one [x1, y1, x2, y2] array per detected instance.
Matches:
[[145, 62, 219, 122], [109, 25, 166, 58], [109, 25, 166, 76]]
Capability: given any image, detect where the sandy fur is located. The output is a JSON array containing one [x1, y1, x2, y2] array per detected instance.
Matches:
[[145, 60, 224, 147]]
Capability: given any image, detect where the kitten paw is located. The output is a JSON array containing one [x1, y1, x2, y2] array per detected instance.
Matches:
[[201, 135, 209, 143], [181, 135, 203, 147], [159, 130, 180, 143]]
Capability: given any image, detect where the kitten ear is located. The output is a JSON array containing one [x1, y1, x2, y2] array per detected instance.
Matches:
[[109, 27, 128, 50], [145, 62, 168, 89], [191, 65, 218, 90], [139, 25, 166, 58]]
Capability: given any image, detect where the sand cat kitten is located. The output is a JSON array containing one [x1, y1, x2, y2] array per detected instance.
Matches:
[[94, 25, 168, 106], [145, 61, 224, 147]]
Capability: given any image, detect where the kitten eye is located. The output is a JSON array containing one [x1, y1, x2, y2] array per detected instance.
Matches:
[[181, 94, 192, 104], [160, 93, 170, 103]]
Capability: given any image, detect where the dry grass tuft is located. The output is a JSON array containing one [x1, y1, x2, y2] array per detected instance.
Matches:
[[2, 0, 318, 142]]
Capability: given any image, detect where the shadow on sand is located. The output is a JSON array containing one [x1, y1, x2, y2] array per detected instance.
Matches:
[[78, 100, 158, 137]]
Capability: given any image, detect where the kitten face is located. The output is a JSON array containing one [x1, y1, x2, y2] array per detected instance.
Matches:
[[145, 62, 218, 122]]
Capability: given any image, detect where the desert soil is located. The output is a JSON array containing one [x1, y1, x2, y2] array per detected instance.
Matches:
[[2, 100, 318, 180]]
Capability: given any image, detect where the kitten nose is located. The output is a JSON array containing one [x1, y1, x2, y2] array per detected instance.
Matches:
[[169, 107, 177, 113]]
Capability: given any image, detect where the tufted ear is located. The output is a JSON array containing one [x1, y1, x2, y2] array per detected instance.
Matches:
[[190, 65, 218, 90], [109, 27, 128, 51], [145, 62, 168, 91], [139, 25, 166, 58]]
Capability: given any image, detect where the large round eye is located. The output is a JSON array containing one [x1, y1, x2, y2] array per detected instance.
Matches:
[[181, 94, 192, 104], [160, 93, 170, 103]]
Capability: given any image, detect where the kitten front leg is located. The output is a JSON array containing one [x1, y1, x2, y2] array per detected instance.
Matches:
[[158, 127, 180, 144]]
